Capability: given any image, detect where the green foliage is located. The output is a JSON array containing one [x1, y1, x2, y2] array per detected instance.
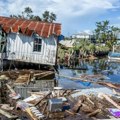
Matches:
[[72, 38, 110, 57], [94, 20, 120, 49], [42, 11, 56, 22], [58, 46, 67, 61], [10, 7, 56, 22], [42, 11, 49, 22], [95, 45, 110, 52], [72, 39, 92, 57]]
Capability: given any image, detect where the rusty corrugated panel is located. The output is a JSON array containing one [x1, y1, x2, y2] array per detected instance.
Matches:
[[13, 19, 24, 26], [1, 18, 11, 25], [49, 24, 54, 35], [0, 16, 61, 38], [54, 24, 61, 35], [33, 21, 38, 30], [25, 29, 34, 36], [12, 20, 24, 32], [7, 19, 17, 26], [39, 23, 46, 37], [42, 23, 50, 37], [28, 21, 37, 30], [0, 17, 6, 24], [12, 25, 19, 33], [20, 20, 31, 33], [2, 25, 10, 33], [0, 16, 5, 21], [47, 24, 53, 37], [35, 23, 43, 35]]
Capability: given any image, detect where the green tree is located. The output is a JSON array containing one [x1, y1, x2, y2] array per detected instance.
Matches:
[[20, 7, 33, 19], [42, 11, 56, 22], [49, 12, 56, 22], [42, 11, 50, 22], [10, 7, 42, 21], [95, 20, 109, 43], [94, 20, 120, 49], [10, 7, 56, 23]]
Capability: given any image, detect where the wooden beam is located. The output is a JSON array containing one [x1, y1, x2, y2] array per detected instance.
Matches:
[[87, 109, 101, 117], [6, 84, 16, 94], [0, 108, 18, 119], [98, 93, 120, 109]]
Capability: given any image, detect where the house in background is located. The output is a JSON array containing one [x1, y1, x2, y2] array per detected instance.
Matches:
[[0, 16, 61, 67], [72, 32, 91, 39]]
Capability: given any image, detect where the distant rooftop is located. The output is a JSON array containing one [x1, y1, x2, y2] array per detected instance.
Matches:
[[72, 32, 91, 36]]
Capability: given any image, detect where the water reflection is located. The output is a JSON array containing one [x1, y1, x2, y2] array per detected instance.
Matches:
[[57, 58, 120, 89]]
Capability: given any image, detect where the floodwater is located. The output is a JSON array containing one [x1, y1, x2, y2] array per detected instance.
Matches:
[[56, 58, 120, 89]]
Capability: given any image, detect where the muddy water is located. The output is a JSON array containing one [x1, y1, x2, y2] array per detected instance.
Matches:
[[57, 58, 120, 89]]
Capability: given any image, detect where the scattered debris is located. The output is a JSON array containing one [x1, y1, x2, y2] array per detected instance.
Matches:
[[0, 108, 18, 119], [108, 108, 120, 118], [1, 69, 120, 119]]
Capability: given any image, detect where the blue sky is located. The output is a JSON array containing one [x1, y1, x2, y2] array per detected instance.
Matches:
[[0, 0, 120, 36]]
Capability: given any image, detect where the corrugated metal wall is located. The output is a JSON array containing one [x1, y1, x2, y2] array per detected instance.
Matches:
[[6, 33, 57, 65], [14, 79, 55, 99]]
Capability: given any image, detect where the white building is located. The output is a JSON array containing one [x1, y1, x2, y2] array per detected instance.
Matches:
[[72, 32, 91, 39], [0, 16, 61, 66]]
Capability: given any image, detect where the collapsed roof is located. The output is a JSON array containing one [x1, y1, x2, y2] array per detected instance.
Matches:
[[0, 16, 61, 38]]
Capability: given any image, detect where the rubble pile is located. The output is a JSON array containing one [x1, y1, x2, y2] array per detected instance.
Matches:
[[1, 83, 120, 120], [0, 70, 120, 119]]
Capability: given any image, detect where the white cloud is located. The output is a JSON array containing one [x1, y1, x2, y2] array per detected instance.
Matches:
[[47, 0, 120, 18], [0, 0, 120, 35], [0, 0, 119, 18]]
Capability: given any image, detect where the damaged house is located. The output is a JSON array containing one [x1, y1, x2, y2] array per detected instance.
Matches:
[[0, 16, 61, 67]]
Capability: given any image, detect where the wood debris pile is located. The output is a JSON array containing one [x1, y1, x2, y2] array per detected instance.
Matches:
[[0, 69, 55, 82], [1, 83, 120, 120], [1, 70, 120, 119]]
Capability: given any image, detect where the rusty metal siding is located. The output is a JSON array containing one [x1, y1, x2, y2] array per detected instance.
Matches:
[[6, 33, 57, 65], [0, 16, 61, 38]]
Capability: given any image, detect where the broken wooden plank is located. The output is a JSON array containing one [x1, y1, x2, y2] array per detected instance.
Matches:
[[0, 108, 18, 119], [98, 82, 120, 90], [33, 71, 54, 77], [65, 110, 75, 116], [34, 92, 52, 106], [72, 99, 82, 113], [27, 74, 31, 85], [98, 93, 120, 109], [25, 108, 38, 120], [112, 89, 120, 96], [6, 84, 16, 94], [42, 102, 48, 114], [87, 109, 101, 117]]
